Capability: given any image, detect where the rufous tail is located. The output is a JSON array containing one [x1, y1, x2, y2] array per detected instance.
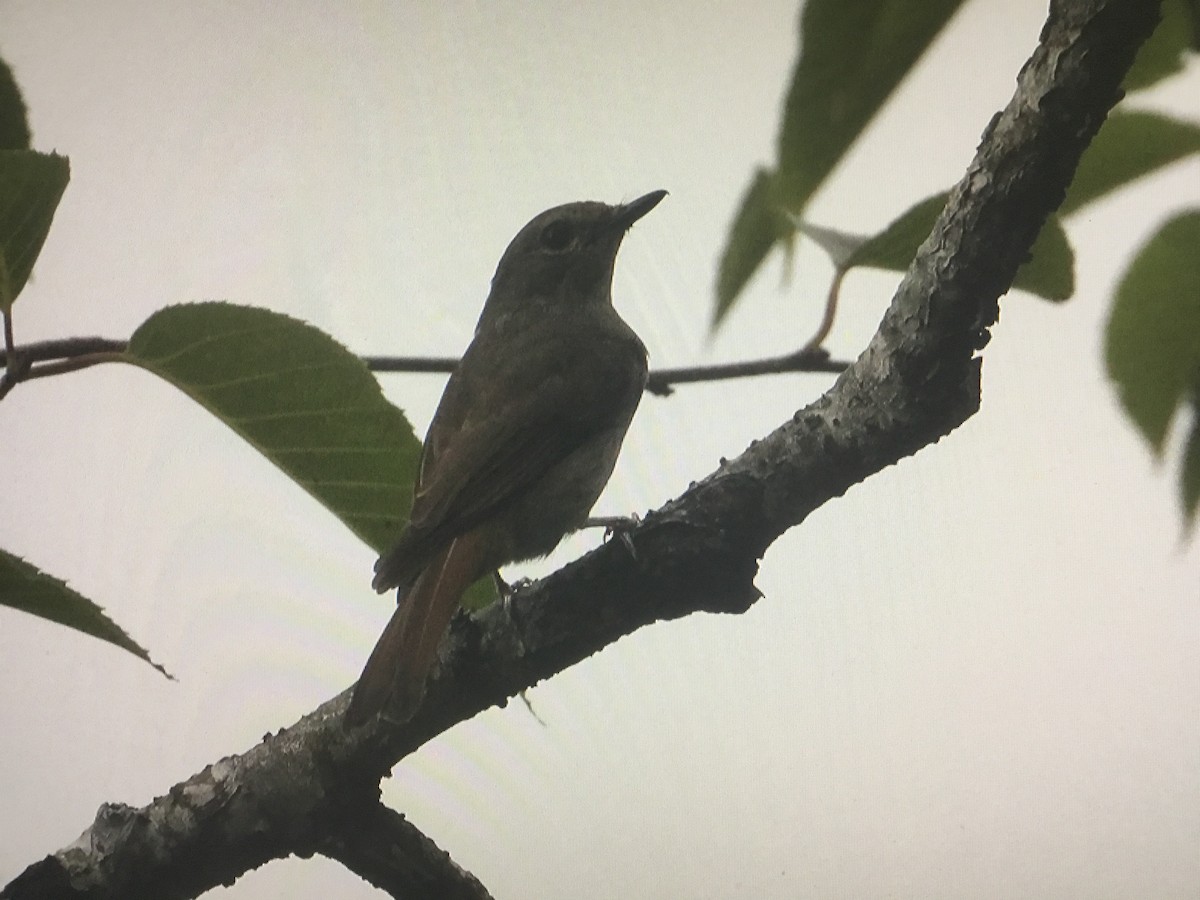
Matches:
[[345, 532, 489, 728]]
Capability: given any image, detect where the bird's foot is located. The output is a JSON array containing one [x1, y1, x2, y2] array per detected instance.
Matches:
[[585, 513, 641, 561], [492, 570, 531, 655]]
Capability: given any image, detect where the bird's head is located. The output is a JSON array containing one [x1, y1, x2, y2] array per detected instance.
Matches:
[[481, 190, 666, 324]]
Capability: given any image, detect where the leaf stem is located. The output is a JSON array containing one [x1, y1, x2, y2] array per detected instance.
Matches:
[[0, 308, 29, 400], [803, 266, 847, 353]]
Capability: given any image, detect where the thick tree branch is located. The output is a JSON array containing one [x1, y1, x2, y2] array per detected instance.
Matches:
[[319, 802, 494, 900], [1, 715, 490, 900], [1, 0, 1161, 896]]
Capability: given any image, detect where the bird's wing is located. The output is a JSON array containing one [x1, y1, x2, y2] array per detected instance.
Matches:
[[410, 379, 598, 534], [408, 332, 644, 541]]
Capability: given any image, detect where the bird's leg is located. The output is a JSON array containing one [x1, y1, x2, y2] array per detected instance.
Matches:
[[585, 513, 641, 561], [492, 570, 513, 613], [489, 569, 544, 722], [491, 569, 531, 653], [492, 570, 533, 616]]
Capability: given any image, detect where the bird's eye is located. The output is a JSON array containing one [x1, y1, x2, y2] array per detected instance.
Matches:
[[539, 220, 574, 252]]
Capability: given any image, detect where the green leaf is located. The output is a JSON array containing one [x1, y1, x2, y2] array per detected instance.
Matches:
[[125, 302, 422, 554], [461, 576, 499, 612], [776, 0, 966, 210], [1106, 211, 1200, 453], [0, 150, 70, 310], [1015, 214, 1074, 302], [713, 0, 966, 327], [847, 191, 1074, 301], [795, 221, 866, 269], [0, 549, 169, 676], [713, 168, 793, 327], [1062, 111, 1200, 216], [848, 193, 947, 272], [1123, 0, 1197, 92], [1187, 0, 1200, 49], [0, 56, 32, 150]]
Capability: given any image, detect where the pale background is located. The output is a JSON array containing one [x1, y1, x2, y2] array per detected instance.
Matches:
[[1, 2, 1198, 898]]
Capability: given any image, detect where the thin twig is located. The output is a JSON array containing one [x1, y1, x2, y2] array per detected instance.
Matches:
[[365, 352, 849, 395], [23, 352, 126, 380], [644, 348, 846, 395], [1, 335, 849, 397], [0, 335, 126, 366], [360, 355, 459, 373]]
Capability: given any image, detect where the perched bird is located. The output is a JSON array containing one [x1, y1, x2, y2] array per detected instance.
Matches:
[[345, 190, 665, 727]]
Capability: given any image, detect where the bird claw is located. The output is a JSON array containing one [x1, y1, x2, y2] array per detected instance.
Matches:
[[586, 513, 641, 561], [492, 571, 513, 614], [492, 571, 530, 655], [490, 578, 541, 723]]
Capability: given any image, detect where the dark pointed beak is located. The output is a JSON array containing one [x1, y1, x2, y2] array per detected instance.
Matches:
[[612, 189, 668, 231]]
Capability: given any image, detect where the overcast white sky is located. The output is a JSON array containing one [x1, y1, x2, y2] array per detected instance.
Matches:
[[1, 2, 1198, 898]]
